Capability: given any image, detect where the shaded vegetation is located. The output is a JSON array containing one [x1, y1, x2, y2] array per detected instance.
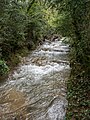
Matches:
[[0, 0, 56, 76], [0, 0, 90, 119], [0, 60, 9, 76], [46, 0, 90, 119]]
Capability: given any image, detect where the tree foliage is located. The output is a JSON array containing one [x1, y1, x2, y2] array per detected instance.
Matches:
[[0, 0, 55, 75], [46, 0, 90, 119], [0, 0, 52, 59], [0, 0, 26, 59], [47, 0, 90, 77]]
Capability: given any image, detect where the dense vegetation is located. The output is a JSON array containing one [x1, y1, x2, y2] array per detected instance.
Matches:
[[46, 0, 90, 119], [0, 0, 56, 76], [0, 0, 90, 119]]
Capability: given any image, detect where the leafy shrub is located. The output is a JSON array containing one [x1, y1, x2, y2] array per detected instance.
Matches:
[[0, 60, 9, 76]]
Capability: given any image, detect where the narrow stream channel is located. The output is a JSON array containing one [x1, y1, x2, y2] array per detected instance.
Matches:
[[0, 39, 70, 120]]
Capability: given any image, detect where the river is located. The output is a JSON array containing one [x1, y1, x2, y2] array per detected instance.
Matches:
[[0, 38, 70, 120]]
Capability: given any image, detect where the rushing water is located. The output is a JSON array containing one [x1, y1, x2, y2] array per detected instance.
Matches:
[[0, 39, 70, 120]]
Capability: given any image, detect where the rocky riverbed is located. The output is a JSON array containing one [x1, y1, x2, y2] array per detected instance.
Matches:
[[0, 39, 70, 120]]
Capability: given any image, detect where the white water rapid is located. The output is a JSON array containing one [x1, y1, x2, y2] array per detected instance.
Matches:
[[0, 39, 70, 120]]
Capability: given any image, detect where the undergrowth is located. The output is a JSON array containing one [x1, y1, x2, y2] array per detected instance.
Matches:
[[66, 71, 90, 120]]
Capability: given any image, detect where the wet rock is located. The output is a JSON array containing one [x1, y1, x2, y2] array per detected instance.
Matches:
[[0, 88, 27, 119]]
